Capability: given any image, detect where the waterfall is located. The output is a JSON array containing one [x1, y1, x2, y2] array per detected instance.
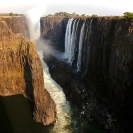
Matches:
[[77, 21, 86, 72], [71, 20, 79, 65], [64, 18, 79, 65], [64, 18, 74, 62], [64, 18, 93, 74], [69, 20, 76, 65]]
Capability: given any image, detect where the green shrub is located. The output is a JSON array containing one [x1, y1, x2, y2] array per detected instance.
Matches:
[[123, 12, 133, 19], [9, 12, 13, 16], [91, 14, 97, 18], [112, 16, 120, 19]]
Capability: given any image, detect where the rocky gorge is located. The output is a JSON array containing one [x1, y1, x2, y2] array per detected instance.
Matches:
[[41, 16, 133, 133], [0, 16, 56, 126], [1, 14, 133, 133]]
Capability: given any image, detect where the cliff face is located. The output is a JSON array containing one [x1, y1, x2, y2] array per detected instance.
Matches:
[[0, 19, 56, 125], [40, 16, 68, 51], [1, 16, 30, 39], [84, 18, 133, 101], [84, 18, 133, 132], [42, 17, 133, 133]]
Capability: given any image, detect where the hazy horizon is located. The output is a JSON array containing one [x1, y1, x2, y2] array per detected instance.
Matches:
[[0, 0, 133, 16]]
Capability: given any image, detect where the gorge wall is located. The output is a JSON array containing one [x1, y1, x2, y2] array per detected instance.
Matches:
[[2, 16, 30, 39], [41, 16, 133, 133], [0, 17, 56, 126], [40, 16, 68, 51]]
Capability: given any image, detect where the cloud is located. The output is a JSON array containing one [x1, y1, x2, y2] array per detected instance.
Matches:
[[0, 0, 132, 15]]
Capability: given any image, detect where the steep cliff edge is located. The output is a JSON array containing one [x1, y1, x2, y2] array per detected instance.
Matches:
[[42, 17, 133, 133], [0, 19, 56, 125], [40, 16, 68, 51], [84, 18, 133, 133]]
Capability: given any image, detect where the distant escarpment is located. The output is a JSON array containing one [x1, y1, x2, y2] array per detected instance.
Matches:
[[0, 19, 56, 125], [1, 16, 30, 39], [43, 17, 133, 133], [40, 16, 68, 51]]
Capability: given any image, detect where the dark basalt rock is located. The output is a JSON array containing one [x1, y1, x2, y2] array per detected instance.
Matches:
[[40, 16, 69, 51], [41, 16, 133, 132], [50, 61, 120, 133]]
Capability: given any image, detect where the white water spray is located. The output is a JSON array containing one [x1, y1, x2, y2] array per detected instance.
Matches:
[[64, 19, 80, 65], [26, 4, 46, 41], [64, 18, 74, 62], [64, 18, 93, 74], [77, 21, 86, 72], [38, 51, 72, 133]]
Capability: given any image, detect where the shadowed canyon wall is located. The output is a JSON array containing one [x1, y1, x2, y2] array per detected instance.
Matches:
[[40, 16, 68, 51], [0, 17, 56, 126], [41, 16, 133, 133]]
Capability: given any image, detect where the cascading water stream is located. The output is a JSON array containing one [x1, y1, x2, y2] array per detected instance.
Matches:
[[69, 20, 76, 65], [77, 21, 86, 72], [64, 19, 80, 66], [64, 18, 93, 74], [64, 18, 74, 62]]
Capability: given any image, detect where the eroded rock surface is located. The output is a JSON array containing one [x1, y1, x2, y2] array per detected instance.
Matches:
[[1, 16, 30, 39], [0, 19, 56, 126]]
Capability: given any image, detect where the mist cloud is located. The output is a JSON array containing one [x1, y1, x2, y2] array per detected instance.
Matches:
[[25, 4, 46, 41]]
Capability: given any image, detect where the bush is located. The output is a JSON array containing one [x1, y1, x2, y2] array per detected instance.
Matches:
[[9, 12, 13, 16], [91, 14, 97, 18], [81, 14, 85, 16], [123, 12, 133, 19], [112, 16, 120, 19]]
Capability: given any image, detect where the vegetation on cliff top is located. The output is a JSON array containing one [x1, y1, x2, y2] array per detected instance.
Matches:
[[0, 19, 34, 94], [0, 12, 24, 16], [123, 12, 133, 19], [46, 11, 133, 20], [46, 12, 93, 18]]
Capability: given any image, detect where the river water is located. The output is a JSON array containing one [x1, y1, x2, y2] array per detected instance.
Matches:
[[38, 50, 90, 133], [0, 51, 104, 133]]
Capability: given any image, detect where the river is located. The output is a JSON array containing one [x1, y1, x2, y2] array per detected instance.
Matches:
[[0, 51, 104, 133]]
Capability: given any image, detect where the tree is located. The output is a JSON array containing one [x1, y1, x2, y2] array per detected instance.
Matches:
[[9, 12, 13, 16], [91, 14, 97, 18], [123, 12, 133, 19], [72, 12, 76, 16], [48, 14, 52, 16], [81, 14, 85, 16]]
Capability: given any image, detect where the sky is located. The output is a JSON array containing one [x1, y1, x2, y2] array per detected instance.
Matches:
[[0, 0, 133, 16]]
